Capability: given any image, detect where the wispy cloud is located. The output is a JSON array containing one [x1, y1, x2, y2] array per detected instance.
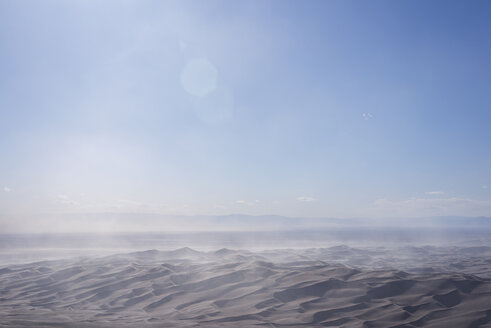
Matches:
[[235, 200, 254, 206], [425, 191, 444, 195], [368, 197, 491, 217], [56, 194, 79, 206], [362, 113, 373, 120], [3, 186, 11, 192], [296, 196, 316, 202], [483, 185, 488, 189]]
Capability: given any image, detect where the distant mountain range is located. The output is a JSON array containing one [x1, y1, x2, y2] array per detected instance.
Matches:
[[30, 213, 491, 233]]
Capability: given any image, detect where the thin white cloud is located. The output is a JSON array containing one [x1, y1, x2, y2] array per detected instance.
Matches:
[[235, 200, 254, 206], [117, 199, 144, 206], [55, 194, 79, 206], [297, 196, 316, 202], [3, 187, 11, 192], [483, 185, 488, 189], [368, 197, 491, 217], [362, 113, 373, 120], [425, 191, 444, 195]]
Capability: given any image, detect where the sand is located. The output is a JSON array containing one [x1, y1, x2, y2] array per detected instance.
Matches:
[[1, 247, 491, 327]]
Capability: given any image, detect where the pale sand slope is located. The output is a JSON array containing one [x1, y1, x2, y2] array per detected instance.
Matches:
[[1, 248, 491, 327]]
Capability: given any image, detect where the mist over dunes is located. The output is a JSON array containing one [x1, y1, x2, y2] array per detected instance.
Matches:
[[1, 0, 491, 326], [1, 227, 491, 327], [2, 247, 491, 327]]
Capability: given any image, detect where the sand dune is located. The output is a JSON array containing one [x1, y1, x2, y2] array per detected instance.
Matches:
[[1, 248, 491, 327]]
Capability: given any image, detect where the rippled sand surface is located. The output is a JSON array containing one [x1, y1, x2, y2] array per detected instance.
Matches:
[[1, 247, 491, 327]]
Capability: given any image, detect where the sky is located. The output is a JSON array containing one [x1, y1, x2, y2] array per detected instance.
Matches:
[[0, 0, 490, 225]]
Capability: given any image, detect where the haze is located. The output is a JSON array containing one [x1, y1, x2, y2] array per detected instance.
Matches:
[[2, 2, 491, 327], [1, 1, 490, 234]]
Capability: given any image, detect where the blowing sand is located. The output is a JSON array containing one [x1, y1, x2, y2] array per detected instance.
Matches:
[[1, 247, 491, 327]]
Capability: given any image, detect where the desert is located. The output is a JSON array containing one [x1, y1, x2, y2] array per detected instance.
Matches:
[[1, 231, 491, 327]]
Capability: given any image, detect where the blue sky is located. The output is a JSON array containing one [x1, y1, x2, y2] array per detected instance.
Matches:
[[0, 0, 490, 222]]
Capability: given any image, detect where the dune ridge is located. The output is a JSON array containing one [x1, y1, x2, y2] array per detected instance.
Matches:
[[1, 248, 491, 327]]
